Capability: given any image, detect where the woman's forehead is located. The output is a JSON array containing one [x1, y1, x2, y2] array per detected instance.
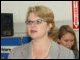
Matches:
[[28, 13, 41, 21], [62, 33, 74, 40]]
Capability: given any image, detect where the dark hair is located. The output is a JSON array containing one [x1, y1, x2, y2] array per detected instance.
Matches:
[[58, 25, 78, 51]]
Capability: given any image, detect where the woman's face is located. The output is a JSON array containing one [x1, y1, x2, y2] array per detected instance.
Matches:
[[26, 13, 51, 39], [58, 33, 74, 49]]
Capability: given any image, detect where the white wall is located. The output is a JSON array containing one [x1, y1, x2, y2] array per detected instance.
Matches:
[[1, 1, 73, 35], [1, 1, 72, 22], [1, 1, 79, 50]]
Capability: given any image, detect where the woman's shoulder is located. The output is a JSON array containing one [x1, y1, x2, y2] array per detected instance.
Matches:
[[8, 42, 31, 59], [51, 40, 72, 51], [12, 42, 31, 51], [51, 41, 75, 59]]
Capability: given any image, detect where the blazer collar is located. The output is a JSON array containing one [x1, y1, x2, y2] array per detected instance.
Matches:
[[49, 40, 60, 59], [21, 40, 60, 59]]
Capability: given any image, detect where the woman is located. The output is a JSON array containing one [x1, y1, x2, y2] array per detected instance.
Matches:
[[8, 6, 74, 59], [57, 25, 79, 59]]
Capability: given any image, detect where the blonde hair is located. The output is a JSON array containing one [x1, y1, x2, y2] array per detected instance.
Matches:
[[26, 5, 57, 40]]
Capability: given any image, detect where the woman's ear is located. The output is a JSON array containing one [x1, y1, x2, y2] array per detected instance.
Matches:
[[49, 23, 52, 28], [47, 23, 52, 32], [48, 23, 52, 30], [57, 39, 60, 44]]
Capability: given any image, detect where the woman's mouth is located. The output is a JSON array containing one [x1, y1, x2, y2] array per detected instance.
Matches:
[[30, 30, 37, 34]]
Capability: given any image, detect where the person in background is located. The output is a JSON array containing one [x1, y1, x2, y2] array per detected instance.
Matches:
[[57, 25, 79, 59], [8, 6, 74, 59]]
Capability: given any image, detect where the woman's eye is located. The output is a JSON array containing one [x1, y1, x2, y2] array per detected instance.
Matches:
[[36, 20, 42, 24], [27, 21, 32, 24], [71, 40, 74, 42], [64, 40, 68, 42]]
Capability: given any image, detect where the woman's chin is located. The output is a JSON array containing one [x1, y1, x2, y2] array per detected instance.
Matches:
[[30, 35, 39, 39], [66, 46, 71, 49]]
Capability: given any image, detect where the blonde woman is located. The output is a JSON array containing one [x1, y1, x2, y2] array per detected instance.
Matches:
[[8, 6, 74, 59]]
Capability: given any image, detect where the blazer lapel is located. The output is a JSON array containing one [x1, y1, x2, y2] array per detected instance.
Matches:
[[49, 41, 60, 59], [21, 42, 32, 59]]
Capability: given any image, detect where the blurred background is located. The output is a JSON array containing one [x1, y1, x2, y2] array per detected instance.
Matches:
[[1, 1, 79, 59]]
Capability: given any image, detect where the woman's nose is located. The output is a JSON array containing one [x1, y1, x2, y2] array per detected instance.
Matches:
[[30, 23, 37, 28], [67, 42, 72, 46]]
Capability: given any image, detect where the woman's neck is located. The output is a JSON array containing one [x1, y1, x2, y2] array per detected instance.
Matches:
[[32, 36, 51, 51], [32, 35, 51, 50], [31, 36, 51, 59]]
